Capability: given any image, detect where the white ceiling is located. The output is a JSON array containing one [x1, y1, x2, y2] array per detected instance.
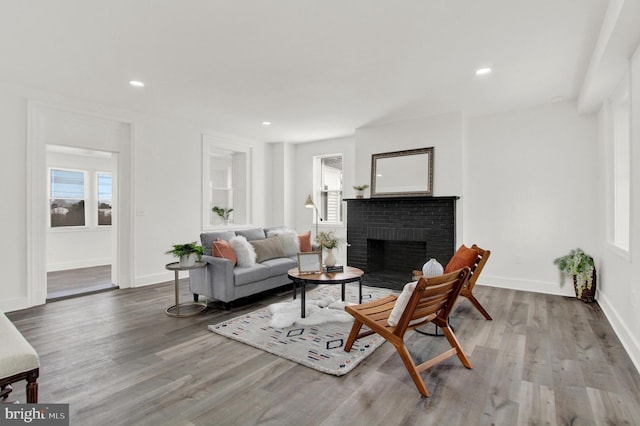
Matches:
[[0, 0, 629, 143]]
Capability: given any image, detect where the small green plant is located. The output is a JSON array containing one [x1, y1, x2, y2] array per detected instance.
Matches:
[[315, 231, 340, 250], [166, 242, 204, 260], [212, 206, 233, 220], [353, 184, 369, 191]]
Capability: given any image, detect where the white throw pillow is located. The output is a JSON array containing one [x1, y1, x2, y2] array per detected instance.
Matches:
[[230, 235, 256, 267], [266, 229, 300, 257], [387, 281, 418, 327]]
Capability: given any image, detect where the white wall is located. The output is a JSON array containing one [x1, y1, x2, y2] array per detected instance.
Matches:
[[355, 112, 465, 243], [354, 112, 464, 198], [467, 102, 599, 296], [267, 142, 295, 227], [292, 136, 355, 266], [0, 82, 267, 311], [129, 117, 268, 287], [595, 45, 640, 373], [46, 150, 115, 271], [0, 84, 29, 305]]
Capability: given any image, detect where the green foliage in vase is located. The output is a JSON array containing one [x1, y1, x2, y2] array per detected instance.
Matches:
[[212, 206, 233, 220], [353, 184, 369, 191], [166, 242, 204, 260]]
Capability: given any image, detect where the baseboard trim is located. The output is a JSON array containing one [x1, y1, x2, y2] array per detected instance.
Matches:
[[135, 271, 177, 287], [0, 297, 32, 313], [477, 274, 575, 297], [596, 292, 640, 376]]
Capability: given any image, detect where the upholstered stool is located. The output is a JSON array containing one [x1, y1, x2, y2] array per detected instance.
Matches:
[[0, 311, 40, 403]]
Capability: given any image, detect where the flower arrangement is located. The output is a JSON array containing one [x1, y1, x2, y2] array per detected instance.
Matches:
[[553, 248, 596, 302], [315, 231, 340, 250]]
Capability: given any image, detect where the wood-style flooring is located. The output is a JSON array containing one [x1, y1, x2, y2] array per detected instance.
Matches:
[[47, 265, 116, 301], [6, 280, 640, 425]]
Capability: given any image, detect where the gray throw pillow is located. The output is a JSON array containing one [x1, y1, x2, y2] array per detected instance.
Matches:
[[250, 236, 285, 263]]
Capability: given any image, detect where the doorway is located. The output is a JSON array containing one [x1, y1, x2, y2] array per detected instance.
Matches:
[[45, 145, 118, 300], [27, 103, 133, 307]]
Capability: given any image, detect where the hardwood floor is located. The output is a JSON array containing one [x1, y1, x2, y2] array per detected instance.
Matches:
[[47, 265, 116, 301], [6, 281, 640, 425]]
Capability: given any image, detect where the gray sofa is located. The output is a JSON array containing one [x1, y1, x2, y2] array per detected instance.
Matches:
[[189, 227, 301, 307]]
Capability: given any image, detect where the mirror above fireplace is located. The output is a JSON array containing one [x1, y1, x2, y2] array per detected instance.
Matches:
[[371, 147, 433, 197]]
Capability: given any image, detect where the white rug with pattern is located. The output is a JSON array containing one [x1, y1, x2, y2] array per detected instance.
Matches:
[[208, 285, 397, 376]]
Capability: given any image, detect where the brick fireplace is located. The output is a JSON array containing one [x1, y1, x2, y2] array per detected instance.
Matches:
[[345, 196, 458, 288]]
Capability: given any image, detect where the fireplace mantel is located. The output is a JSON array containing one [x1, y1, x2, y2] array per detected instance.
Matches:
[[344, 196, 459, 202]]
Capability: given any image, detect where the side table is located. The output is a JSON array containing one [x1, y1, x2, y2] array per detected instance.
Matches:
[[165, 261, 207, 317]]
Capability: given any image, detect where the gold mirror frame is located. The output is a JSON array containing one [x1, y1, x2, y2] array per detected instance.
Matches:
[[371, 147, 434, 197]]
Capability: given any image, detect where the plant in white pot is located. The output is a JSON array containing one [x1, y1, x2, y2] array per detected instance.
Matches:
[[212, 206, 233, 225], [553, 248, 596, 303], [166, 242, 205, 267], [353, 184, 369, 199]]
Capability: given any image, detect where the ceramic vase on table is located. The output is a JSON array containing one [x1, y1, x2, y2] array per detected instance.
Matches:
[[180, 253, 198, 267], [324, 248, 337, 267]]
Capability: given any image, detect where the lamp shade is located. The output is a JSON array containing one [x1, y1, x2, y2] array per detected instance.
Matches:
[[304, 195, 315, 208]]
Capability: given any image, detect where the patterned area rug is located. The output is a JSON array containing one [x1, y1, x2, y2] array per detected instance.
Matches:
[[209, 285, 398, 376]]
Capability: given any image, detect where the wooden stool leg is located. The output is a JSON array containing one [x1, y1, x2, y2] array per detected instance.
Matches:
[[26, 369, 39, 403]]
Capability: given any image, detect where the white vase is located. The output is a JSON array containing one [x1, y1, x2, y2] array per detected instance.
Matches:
[[180, 253, 197, 267], [324, 248, 337, 267], [422, 258, 443, 277]]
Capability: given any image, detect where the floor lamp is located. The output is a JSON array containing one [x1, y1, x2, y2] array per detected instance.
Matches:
[[304, 194, 321, 239]]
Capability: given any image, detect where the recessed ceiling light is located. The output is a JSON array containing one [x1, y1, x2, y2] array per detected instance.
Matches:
[[475, 67, 492, 76], [129, 80, 145, 88], [262, 121, 272, 126]]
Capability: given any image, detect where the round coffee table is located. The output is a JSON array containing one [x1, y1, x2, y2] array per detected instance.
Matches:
[[287, 266, 364, 318]]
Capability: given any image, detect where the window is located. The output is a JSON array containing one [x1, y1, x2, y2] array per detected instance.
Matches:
[[611, 77, 630, 251], [50, 168, 86, 227], [202, 135, 252, 228], [314, 154, 343, 224], [97, 172, 112, 226]]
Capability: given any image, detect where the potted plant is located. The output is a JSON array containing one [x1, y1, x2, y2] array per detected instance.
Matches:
[[212, 206, 233, 224], [166, 242, 205, 267], [553, 248, 596, 303], [353, 184, 369, 199], [315, 231, 340, 267]]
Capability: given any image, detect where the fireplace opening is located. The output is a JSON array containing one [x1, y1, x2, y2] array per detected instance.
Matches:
[[366, 239, 426, 288]]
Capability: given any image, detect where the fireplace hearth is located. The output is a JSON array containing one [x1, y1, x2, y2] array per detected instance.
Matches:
[[345, 196, 458, 290]]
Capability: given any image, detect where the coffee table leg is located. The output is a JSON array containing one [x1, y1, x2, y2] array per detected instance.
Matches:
[[359, 280, 362, 304], [301, 282, 306, 318], [292, 280, 297, 300], [341, 283, 345, 301]]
